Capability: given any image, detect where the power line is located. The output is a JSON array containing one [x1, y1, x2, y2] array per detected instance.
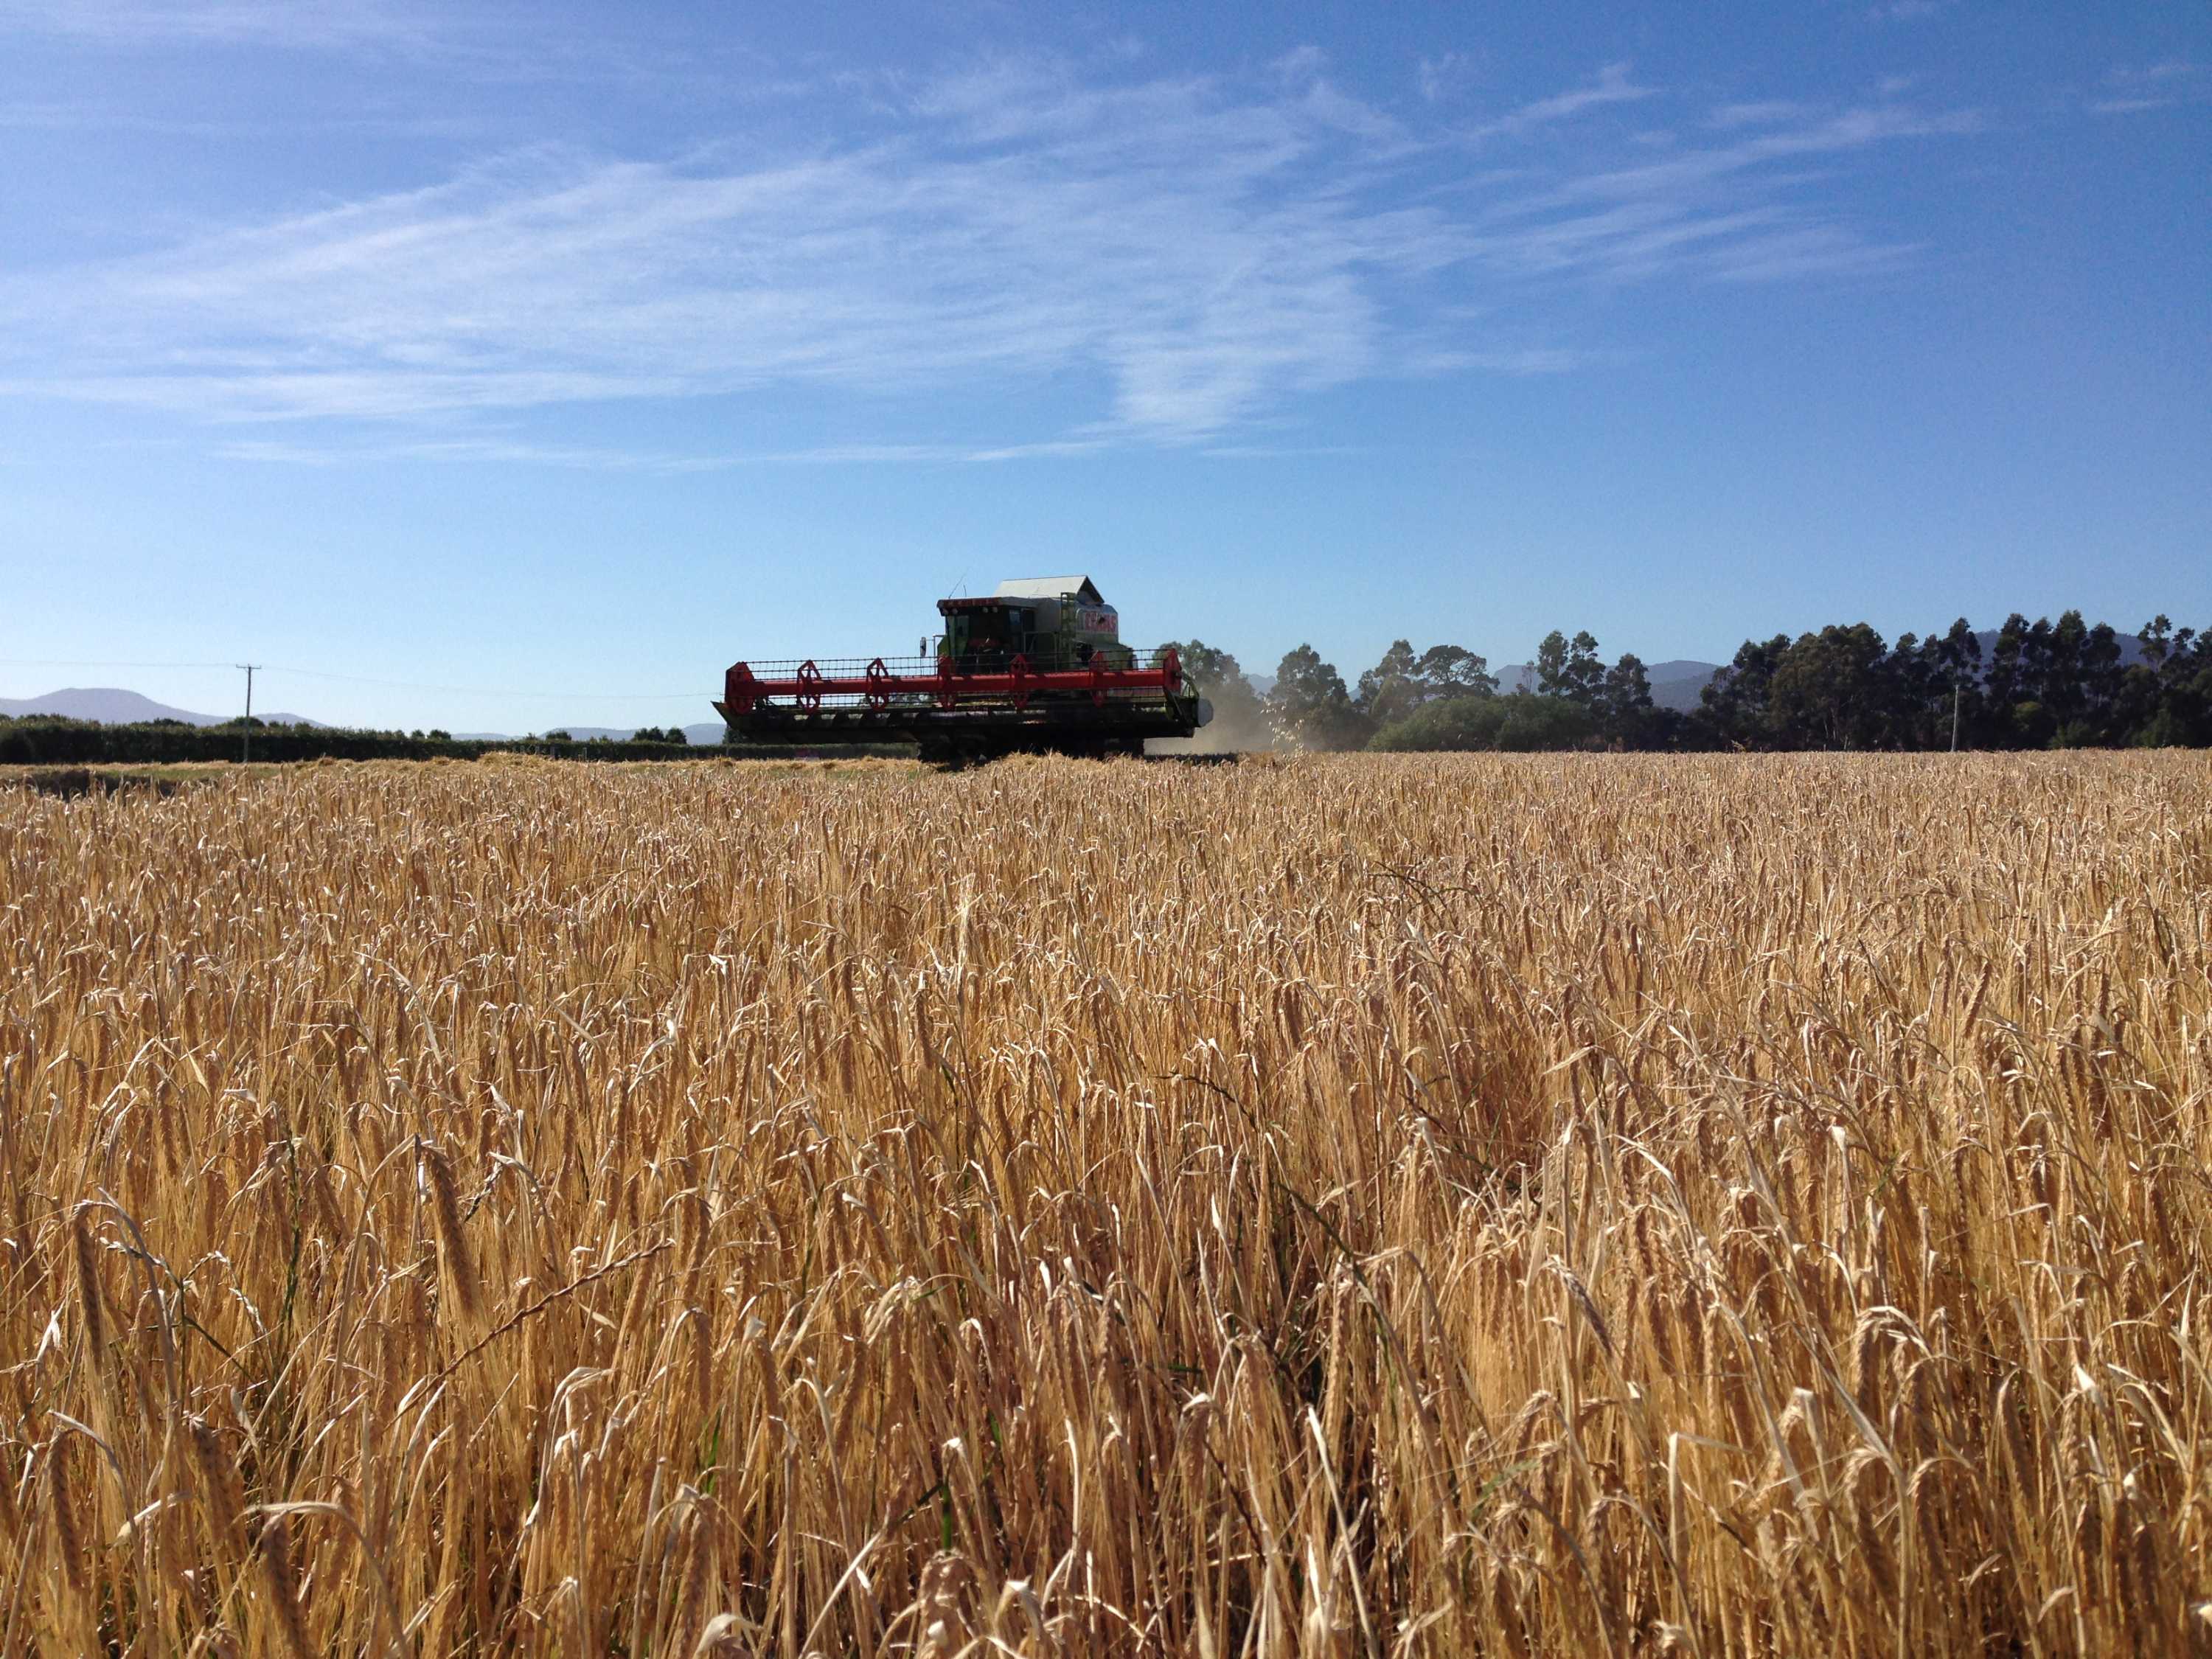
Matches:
[[0, 658, 234, 671], [260, 664, 716, 700], [0, 658, 716, 701]]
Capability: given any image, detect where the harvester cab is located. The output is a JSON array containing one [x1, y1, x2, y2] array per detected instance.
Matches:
[[718, 576, 1210, 763], [934, 577, 1135, 675]]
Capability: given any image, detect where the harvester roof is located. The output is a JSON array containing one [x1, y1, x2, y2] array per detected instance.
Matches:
[[994, 576, 1103, 602]]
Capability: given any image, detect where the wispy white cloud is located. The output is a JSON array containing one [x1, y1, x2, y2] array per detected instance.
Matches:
[[1405, 344, 1623, 377], [1708, 100, 1806, 130], [0, 59, 1978, 456], [210, 434, 1097, 469], [1417, 52, 1480, 105], [0, 100, 495, 137], [218, 429, 1365, 467], [0, 0, 725, 90], [1460, 62, 1654, 142], [1, 110, 1409, 440], [1708, 226, 1914, 282], [1438, 102, 1974, 288], [1865, 1, 1953, 22], [2090, 60, 2208, 116], [0, 0, 455, 51]]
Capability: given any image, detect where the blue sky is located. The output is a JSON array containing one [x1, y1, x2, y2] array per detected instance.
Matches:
[[1, 0, 2205, 731]]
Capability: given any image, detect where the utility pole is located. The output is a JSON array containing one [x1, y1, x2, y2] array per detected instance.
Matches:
[[1950, 680, 1961, 754], [237, 664, 262, 764]]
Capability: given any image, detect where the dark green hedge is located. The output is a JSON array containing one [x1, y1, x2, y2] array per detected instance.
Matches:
[[0, 719, 707, 765], [0, 718, 926, 765]]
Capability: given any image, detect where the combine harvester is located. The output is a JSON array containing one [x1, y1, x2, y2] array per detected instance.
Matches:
[[717, 577, 1212, 763]]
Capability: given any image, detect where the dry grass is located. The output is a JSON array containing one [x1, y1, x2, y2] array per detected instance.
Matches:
[[2, 752, 2208, 1657]]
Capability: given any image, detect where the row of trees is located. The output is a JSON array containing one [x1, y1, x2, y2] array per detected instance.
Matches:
[[1161, 633, 1646, 753], [1699, 614, 2210, 750], [1162, 611, 2212, 752]]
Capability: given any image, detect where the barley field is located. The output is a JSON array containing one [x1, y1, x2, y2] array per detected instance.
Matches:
[[3, 752, 2209, 1657]]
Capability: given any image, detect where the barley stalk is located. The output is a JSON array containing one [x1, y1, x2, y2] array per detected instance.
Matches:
[[258, 1514, 313, 1659], [0, 752, 2203, 1655]]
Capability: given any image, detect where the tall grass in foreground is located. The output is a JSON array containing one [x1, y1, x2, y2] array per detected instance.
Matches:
[[1, 752, 2208, 1656]]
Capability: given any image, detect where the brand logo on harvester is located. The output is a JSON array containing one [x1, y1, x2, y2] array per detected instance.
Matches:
[[1077, 606, 1119, 637]]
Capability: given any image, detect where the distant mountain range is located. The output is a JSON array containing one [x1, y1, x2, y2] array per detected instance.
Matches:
[[0, 686, 322, 726]]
